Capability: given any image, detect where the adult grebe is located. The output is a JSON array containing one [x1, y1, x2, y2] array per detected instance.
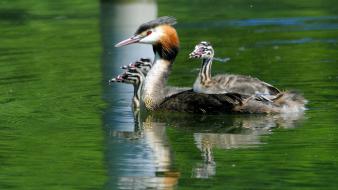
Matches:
[[115, 16, 306, 114], [190, 41, 280, 100], [115, 16, 247, 113]]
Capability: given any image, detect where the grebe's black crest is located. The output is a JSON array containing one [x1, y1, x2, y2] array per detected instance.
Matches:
[[135, 16, 177, 34]]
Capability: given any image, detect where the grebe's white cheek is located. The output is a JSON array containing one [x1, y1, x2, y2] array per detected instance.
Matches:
[[139, 32, 162, 44]]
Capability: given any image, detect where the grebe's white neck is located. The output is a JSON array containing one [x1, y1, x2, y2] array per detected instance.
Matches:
[[142, 52, 172, 110], [140, 25, 179, 110]]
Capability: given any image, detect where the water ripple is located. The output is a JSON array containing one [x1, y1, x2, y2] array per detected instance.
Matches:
[[180, 16, 338, 32], [256, 37, 338, 46]]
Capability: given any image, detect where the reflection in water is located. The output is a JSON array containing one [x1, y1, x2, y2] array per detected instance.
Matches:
[[191, 113, 304, 179], [111, 111, 172, 172], [112, 110, 304, 186], [112, 111, 179, 189]]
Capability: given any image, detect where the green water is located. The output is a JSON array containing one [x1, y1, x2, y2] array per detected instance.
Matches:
[[0, 1, 106, 189], [1, 0, 338, 189]]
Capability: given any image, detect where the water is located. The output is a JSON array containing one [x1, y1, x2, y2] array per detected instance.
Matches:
[[1, 0, 338, 189]]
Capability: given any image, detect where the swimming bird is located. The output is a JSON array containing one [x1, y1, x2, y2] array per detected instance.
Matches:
[[189, 41, 280, 100], [109, 68, 145, 108], [114, 16, 306, 114], [121, 58, 153, 76], [189, 41, 307, 112]]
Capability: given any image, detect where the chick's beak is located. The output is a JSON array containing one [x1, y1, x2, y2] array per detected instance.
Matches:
[[115, 35, 143, 47], [189, 51, 200, 58], [189, 47, 203, 58]]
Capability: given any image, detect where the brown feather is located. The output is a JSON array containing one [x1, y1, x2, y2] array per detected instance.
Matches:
[[159, 25, 179, 54]]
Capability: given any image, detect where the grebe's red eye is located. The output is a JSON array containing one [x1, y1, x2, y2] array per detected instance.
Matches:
[[146, 31, 152, 35]]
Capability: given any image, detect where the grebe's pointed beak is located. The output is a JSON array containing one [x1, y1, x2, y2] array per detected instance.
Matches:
[[115, 35, 143, 47]]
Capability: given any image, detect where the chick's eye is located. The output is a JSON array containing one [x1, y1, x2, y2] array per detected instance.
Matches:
[[146, 31, 152, 35]]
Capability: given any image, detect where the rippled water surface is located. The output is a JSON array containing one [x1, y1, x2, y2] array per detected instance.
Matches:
[[1, 0, 338, 189]]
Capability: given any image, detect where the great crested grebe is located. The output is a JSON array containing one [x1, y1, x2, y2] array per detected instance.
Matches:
[[189, 41, 280, 99], [109, 68, 144, 108], [115, 16, 306, 114], [115, 16, 245, 113]]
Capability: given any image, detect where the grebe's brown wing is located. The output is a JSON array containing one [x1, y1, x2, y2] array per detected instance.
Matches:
[[159, 89, 244, 114], [213, 74, 280, 95]]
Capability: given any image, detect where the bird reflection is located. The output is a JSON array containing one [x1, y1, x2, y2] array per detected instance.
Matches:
[[110, 110, 179, 190], [191, 112, 304, 178], [110, 110, 304, 188]]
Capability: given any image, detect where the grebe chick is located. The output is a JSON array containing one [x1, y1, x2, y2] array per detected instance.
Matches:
[[121, 58, 153, 76], [109, 68, 145, 108], [189, 41, 307, 113], [190, 41, 280, 100]]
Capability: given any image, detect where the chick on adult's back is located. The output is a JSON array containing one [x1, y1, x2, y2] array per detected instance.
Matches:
[[189, 41, 280, 99]]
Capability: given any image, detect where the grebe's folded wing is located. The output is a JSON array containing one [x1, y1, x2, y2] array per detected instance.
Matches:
[[159, 90, 244, 114]]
